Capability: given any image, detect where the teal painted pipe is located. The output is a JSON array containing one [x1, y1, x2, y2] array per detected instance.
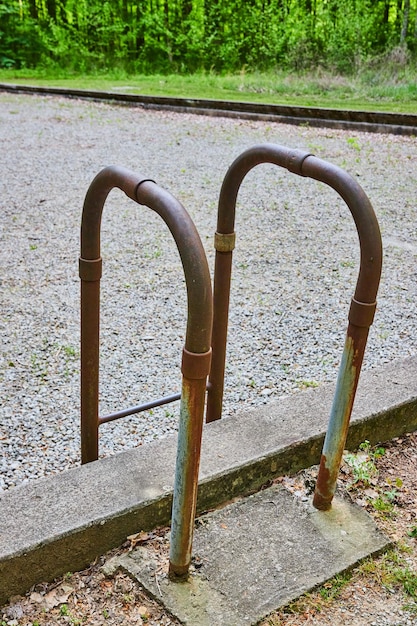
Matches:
[[169, 376, 207, 579], [313, 320, 373, 510], [313, 334, 357, 510]]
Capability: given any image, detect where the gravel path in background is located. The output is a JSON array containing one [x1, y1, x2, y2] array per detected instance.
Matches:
[[0, 93, 416, 490]]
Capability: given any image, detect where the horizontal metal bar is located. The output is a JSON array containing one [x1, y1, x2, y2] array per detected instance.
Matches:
[[99, 381, 212, 426], [99, 392, 181, 425]]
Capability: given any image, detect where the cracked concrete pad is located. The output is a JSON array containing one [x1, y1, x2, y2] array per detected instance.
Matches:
[[105, 484, 390, 625]]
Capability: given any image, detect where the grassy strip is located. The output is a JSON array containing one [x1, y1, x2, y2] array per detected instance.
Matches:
[[0, 68, 416, 114]]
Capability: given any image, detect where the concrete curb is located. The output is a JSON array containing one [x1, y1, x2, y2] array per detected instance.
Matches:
[[1, 356, 416, 604], [1, 83, 417, 136]]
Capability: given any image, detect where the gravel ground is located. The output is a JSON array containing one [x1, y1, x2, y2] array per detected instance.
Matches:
[[0, 92, 416, 491]]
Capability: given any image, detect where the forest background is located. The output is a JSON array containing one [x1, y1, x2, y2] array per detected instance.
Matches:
[[0, 0, 417, 112], [1, 0, 417, 74]]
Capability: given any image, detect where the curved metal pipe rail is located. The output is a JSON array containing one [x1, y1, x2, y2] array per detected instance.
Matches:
[[80, 166, 212, 578], [206, 143, 383, 511]]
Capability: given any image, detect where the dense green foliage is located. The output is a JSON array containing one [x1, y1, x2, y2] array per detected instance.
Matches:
[[1, 0, 417, 73]]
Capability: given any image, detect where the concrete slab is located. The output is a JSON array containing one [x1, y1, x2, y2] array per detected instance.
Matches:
[[104, 484, 390, 625], [1, 356, 416, 604]]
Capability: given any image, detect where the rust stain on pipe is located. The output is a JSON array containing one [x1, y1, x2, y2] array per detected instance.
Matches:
[[312, 455, 332, 511]]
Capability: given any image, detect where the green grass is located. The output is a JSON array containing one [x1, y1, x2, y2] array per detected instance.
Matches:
[[262, 548, 417, 625], [359, 549, 417, 600], [1, 67, 417, 114], [262, 571, 353, 624]]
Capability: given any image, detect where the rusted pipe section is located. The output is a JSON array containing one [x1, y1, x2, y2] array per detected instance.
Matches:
[[134, 180, 214, 577], [134, 180, 212, 355], [207, 145, 313, 423], [303, 158, 382, 511], [81, 166, 212, 466], [81, 166, 212, 580], [80, 168, 150, 464], [206, 144, 382, 512]]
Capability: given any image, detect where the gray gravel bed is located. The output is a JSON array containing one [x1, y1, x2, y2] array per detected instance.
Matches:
[[0, 93, 416, 491]]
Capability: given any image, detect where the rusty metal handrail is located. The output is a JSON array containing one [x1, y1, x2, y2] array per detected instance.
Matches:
[[80, 166, 213, 579], [206, 143, 382, 512]]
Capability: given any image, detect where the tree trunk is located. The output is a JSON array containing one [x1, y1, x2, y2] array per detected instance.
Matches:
[[383, 0, 390, 25], [46, 0, 57, 21], [400, 0, 410, 43], [28, 0, 38, 20], [395, 0, 403, 36]]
